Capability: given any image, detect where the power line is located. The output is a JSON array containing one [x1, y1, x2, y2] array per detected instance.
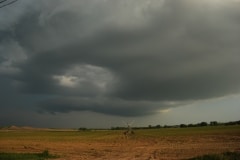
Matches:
[[0, 0, 18, 9], [0, 0, 9, 4]]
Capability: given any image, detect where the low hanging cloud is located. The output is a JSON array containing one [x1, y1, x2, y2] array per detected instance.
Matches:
[[1, 0, 240, 116]]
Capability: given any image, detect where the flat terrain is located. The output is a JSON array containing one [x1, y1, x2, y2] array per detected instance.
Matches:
[[0, 126, 240, 160]]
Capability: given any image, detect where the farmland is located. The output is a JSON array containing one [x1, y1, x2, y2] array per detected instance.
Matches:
[[0, 125, 240, 160]]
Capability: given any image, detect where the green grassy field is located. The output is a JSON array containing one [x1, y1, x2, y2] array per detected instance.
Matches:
[[1, 125, 239, 140], [0, 150, 58, 160], [189, 152, 240, 160], [138, 125, 240, 137]]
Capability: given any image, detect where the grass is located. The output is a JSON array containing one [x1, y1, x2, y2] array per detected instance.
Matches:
[[136, 125, 240, 138], [0, 125, 239, 142], [0, 150, 58, 160], [188, 152, 240, 160]]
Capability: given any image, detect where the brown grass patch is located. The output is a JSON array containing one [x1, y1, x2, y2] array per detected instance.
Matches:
[[0, 126, 240, 160]]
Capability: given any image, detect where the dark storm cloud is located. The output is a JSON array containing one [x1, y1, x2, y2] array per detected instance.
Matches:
[[1, 0, 240, 116], [39, 97, 181, 117]]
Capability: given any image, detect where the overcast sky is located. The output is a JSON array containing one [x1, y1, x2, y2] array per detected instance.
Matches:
[[0, 0, 240, 128]]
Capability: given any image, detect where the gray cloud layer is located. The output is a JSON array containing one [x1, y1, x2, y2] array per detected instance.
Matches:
[[1, 0, 240, 116]]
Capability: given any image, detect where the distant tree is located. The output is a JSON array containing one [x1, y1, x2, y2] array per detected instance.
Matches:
[[155, 125, 162, 128], [180, 124, 187, 128], [210, 121, 218, 126], [78, 127, 87, 131], [224, 120, 240, 126], [163, 125, 170, 128], [188, 124, 196, 127], [111, 126, 124, 130], [199, 122, 208, 127], [237, 120, 240, 125]]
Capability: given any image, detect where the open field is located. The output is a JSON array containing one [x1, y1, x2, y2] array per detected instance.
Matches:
[[0, 126, 240, 160]]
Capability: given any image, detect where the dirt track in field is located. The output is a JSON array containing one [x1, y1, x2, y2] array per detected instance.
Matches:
[[50, 135, 240, 160], [1, 129, 240, 160]]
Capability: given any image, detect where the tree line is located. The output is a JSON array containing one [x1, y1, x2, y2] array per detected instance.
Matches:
[[110, 120, 240, 130]]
